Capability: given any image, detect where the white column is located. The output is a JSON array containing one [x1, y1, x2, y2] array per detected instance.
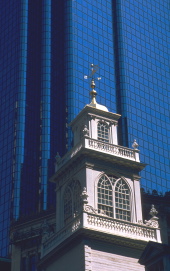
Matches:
[[90, 117, 97, 139], [133, 179, 143, 222], [111, 124, 118, 145]]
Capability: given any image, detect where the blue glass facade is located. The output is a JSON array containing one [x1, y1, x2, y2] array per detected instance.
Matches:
[[114, 0, 170, 193], [0, 1, 64, 257], [63, 0, 117, 147], [0, 0, 169, 258], [0, 1, 21, 258]]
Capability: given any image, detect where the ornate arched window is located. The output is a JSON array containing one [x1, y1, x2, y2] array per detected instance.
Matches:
[[97, 122, 109, 143], [97, 175, 131, 222], [63, 187, 72, 224], [63, 180, 81, 225], [115, 179, 131, 221], [98, 175, 113, 217]]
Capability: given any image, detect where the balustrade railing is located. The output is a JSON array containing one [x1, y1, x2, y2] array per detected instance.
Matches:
[[88, 139, 136, 160], [42, 210, 159, 257], [86, 213, 156, 240], [55, 138, 140, 172]]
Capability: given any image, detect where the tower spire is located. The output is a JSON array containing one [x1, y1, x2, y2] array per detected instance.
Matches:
[[84, 63, 101, 104]]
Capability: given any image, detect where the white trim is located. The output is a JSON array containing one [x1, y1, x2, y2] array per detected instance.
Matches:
[[95, 173, 134, 223], [94, 171, 105, 210], [113, 178, 132, 222]]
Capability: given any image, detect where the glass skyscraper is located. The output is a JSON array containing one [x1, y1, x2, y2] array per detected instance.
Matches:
[[0, 0, 169, 258]]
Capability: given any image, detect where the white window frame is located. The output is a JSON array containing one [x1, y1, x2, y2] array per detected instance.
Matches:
[[97, 121, 110, 143], [97, 174, 132, 222]]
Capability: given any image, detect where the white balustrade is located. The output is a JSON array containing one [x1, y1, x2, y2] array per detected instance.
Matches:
[[42, 209, 159, 257], [86, 213, 156, 240], [56, 138, 140, 172], [88, 139, 139, 161]]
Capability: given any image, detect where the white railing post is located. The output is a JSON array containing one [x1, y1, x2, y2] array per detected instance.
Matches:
[[134, 149, 140, 162], [156, 228, 161, 243]]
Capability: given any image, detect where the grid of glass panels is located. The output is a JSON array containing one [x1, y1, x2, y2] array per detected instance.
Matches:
[[64, 0, 170, 194], [0, 0, 23, 257], [0, 0, 57, 257], [98, 175, 131, 221], [115, 179, 130, 221], [97, 122, 109, 143], [0, 0, 169, 260], [115, 0, 170, 194], [98, 175, 113, 217], [65, 0, 117, 148]]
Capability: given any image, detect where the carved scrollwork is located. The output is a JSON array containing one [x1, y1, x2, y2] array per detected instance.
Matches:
[[83, 204, 98, 214], [144, 219, 159, 228]]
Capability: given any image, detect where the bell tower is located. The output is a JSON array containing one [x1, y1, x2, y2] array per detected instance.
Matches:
[[39, 76, 161, 271]]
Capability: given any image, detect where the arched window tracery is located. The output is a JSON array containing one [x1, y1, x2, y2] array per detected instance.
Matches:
[[63, 180, 81, 225], [97, 175, 131, 222], [115, 179, 131, 221], [98, 175, 113, 217]]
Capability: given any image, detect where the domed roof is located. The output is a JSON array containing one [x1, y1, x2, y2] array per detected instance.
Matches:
[[88, 101, 108, 112]]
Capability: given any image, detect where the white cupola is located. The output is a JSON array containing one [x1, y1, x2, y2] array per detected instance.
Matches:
[[71, 77, 120, 147]]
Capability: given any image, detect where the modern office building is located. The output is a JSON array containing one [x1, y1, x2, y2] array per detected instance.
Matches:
[[0, 0, 169, 259]]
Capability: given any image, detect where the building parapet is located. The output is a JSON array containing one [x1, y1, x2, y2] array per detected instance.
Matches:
[[42, 208, 161, 258], [55, 138, 140, 172], [87, 139, 139, 161]]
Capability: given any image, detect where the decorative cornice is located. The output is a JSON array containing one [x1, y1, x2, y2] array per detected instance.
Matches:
[[51, 138, 146, 184], [41, 206, 161, 259], [88, 113, 118, 125]]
